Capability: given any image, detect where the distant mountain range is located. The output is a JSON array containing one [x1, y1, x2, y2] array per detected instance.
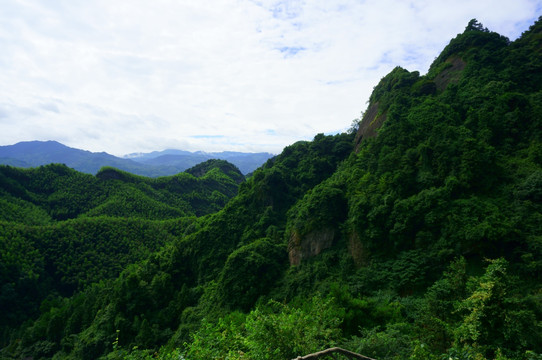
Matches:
[[0, 141, 274, 176], [124, 148, 275, 175]]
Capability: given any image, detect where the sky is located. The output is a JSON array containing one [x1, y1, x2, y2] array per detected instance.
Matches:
[[0, 1, 540, 156]]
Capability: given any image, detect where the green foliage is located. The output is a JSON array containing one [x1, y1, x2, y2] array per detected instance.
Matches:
[[370, 66, 420, 109], [454, 258, 541, 358], [183, 312, 248, 360], [0, 160, 242, 222], [0, 160, 240, 350], [244, 296, 342, 360], [428, 19, 509, 77], [286, 180, 347, 238], [185, 159, 245, 184], [217, 237, 287, 311], [343, 323, 414, 360], [185, 295, 342, 360]]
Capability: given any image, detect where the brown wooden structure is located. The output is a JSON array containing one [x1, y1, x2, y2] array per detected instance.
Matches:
[[292, 347, 376, 360]]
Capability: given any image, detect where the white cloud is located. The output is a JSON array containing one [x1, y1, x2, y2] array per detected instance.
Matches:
[[0, 0, 540, 155]]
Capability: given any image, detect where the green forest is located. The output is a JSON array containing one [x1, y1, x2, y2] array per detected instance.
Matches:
[[1, 18, 541, 360]]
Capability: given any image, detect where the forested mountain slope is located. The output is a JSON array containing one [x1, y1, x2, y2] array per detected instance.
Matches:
[[0, 160, 243, 350], [0, 159, 242, 222], [2, 18, 542, 360]]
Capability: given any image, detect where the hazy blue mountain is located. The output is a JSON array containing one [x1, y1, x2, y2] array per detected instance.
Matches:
[[125, 149, 274, 174], [0, 141, 160, 175], [124, 149, 198, 160], [0, 141, 273, 176], [0, 157, 30, 168]]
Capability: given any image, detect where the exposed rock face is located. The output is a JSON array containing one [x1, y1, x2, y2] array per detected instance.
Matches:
[[433, 55, 466, 91], [348, 231, 367, 268], [354, 102, 387, 152], [288, 228, 336, 266], [353, 56, 465, 153]]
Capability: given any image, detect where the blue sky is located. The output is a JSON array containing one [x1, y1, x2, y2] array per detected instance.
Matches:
[[0, 0, 540, 155]]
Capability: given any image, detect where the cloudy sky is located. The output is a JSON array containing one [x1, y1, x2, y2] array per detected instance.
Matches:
[[0, 0, 540, 156]]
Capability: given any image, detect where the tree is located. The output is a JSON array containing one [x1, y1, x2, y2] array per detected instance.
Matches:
[[465, 19, 488, 33]]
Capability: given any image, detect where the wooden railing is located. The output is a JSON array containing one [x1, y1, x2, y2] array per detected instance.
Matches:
[[292, 347, 376, 360]]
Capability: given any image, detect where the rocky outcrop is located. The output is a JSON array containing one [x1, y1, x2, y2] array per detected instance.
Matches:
[[348, 231, 367, 268], [354, 102, 387, 152], [288, 228, 336, 266], [353, 57, 466, 153], [433, 55, 466, 91]]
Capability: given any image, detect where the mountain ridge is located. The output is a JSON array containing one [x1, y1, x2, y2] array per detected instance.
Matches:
[[0, 140, 274, 176]]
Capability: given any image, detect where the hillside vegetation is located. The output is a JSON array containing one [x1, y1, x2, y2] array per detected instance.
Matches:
[[1, 18, 542, 360], [0, 159, 243, 347]]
